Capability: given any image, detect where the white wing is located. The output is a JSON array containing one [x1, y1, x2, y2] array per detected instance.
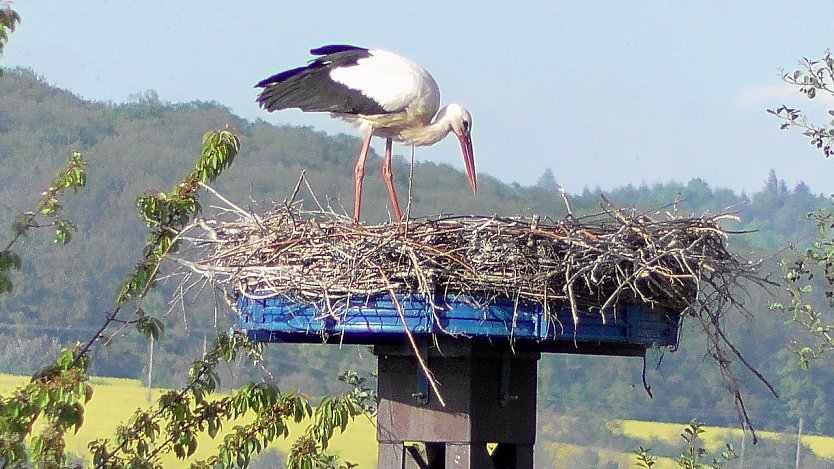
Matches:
[[329, 49, 439, 114]]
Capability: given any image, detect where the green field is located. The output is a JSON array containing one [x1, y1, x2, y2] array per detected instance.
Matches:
[[4, 373, 834, 467]]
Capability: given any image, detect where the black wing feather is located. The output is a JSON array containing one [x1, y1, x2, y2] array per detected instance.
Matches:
[[255, 45, 388, 115]]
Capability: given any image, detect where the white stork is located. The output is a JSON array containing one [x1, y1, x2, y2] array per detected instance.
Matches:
[[255, 44, 477, 223]]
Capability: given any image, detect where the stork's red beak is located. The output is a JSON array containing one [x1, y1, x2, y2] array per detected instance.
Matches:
[[458, 134, 477, 194]]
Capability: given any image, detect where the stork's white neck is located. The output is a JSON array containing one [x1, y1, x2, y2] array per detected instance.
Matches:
[[400, 111, 454, 147]]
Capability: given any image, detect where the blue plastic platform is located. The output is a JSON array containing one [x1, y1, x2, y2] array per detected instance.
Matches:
[[238, 294, 681, 356]]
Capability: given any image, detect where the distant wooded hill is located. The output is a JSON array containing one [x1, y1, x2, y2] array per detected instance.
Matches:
[[2, 68, 833, 438]]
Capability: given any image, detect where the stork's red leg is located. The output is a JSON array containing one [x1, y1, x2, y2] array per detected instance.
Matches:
[[381, 138, 403, 222], [353, 130, 374, 223]]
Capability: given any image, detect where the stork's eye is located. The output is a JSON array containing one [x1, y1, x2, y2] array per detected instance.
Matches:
[[462, 120, 471, 132]]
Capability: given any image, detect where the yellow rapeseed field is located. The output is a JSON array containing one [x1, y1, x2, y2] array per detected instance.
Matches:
[[611, 419, 834, 461], [0, 374, 377, 467]]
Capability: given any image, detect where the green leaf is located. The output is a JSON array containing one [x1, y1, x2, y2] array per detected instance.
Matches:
[[0, 3, 20, 62], [41, 196, 59, 215], [0, 273, 12, 293], [54, 219, 76, 245], [11, 213, 30, 236], [56, 347, 75, 369], [136, 316, 164, 341], [0, 250, 21, 270]]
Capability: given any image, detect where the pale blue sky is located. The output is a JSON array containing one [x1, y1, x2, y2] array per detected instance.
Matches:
[[4, 1, 834, 195]]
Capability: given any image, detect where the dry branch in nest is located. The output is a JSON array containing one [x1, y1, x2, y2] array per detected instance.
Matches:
[[172, 184, 776, 442]]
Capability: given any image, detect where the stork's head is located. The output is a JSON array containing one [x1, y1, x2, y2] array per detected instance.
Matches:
[[444, 103, 477, 194]]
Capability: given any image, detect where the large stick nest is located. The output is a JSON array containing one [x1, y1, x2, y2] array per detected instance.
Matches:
[[184, 197, 750, 320], [172, 185, 775, 439]]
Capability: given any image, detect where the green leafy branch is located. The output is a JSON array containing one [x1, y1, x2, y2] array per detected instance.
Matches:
[[0, 1, 19, 71], [193, 371, 368, 469], [0, 346, 92, 469], [117, 130, 239, 306], [1, 151, 87, 294], [768, 50, 834, 158], [634, 420, 736, 469], [285, 395, 360, 469], [88, 330, 362, 469], [675, 420, 736, 469], [69, 130, 238, 364], [769, 50, 834, 366], [189, 388, 309, 469], [1, 131, 240, 467], [635, 446, 657, 468], [337, 371, 376, 418], [0, 125, 363, 468], [104, 129, 238, 369], [84, 129, 362, 468], [772, 208, 834, 368], [88, 331, 267, 468]]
